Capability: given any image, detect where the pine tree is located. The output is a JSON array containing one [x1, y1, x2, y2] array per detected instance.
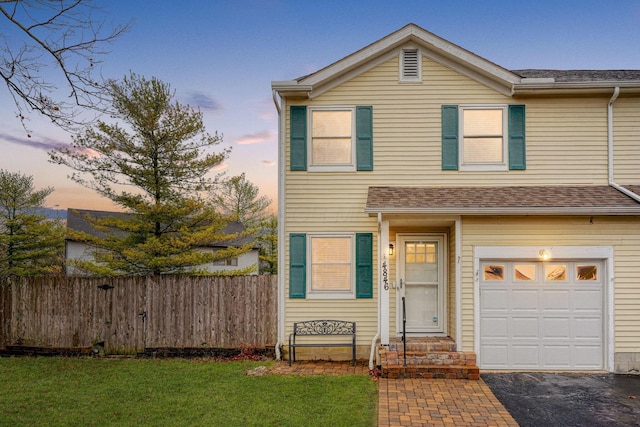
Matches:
[[256, 215, 277, 275], [50, 73, 254, 275], [0, 170, 65, 277]]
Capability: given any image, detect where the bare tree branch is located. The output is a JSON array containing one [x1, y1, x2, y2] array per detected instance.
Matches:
[[0, 0, 132, 133]]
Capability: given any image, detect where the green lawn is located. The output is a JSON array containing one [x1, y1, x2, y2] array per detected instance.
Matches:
[[0, 358, 377, 427]]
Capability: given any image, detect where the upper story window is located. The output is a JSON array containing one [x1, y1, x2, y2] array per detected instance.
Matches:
[[310, 108, 355, 171], [460, 106, 507, 171], [442, 104, 526, 171], [400, 48, 421, 82], [290, 105, 373, 172]]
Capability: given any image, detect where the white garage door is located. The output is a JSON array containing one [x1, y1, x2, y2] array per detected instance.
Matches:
[[479, 260, 604, 370]]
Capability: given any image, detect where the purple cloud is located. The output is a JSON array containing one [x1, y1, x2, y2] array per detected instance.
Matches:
[[261, 160, 275, 166], [235, 130, 274, 145], [0, 132, 69, 151], [186, 92, 222, 112]]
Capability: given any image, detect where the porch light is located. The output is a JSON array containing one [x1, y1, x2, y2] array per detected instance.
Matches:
[[539, 249, 550, 261], [389, 244, 394, 256]]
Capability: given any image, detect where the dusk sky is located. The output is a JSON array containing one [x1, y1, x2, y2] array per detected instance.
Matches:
[[1, 0, 639, 212]]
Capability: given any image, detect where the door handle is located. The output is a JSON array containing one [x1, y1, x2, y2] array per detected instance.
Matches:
[[399, 279, 404, 289]]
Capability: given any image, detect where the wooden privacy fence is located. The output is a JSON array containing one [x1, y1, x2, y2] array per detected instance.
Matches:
[[0, 275, 277, 355]]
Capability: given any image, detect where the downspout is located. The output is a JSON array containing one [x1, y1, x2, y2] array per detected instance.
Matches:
[[607, 87, 640, 202], [369, 212, 382, 371], [272, 89, 285, 360]]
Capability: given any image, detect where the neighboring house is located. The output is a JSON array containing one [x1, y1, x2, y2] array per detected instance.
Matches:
[[65, 209, 259, 275], [272, 23, 640, 373]]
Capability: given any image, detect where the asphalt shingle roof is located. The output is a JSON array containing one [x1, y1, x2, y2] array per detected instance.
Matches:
[[66, 209, 255, 247], [365, 185, 640, 215], [512, 69, 640, 82]]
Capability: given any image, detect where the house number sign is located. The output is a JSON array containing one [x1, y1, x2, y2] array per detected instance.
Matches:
[[382, 260, 389, 290]]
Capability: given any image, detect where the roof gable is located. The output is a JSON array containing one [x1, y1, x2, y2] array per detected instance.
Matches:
[[274, 23, 519, 98], [272, 23, 640, 98]]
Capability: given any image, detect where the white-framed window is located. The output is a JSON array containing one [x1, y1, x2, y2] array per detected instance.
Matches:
[[308, 107, 356, 172], [212, 257, 238, 266], [400, 48, 421, 82], [91, 247, 122, 262], [459, 105, 508, 171], [308, 233, 355, 299]]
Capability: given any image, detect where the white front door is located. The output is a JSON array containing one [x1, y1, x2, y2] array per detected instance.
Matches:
[[397, 234, 446, 334]]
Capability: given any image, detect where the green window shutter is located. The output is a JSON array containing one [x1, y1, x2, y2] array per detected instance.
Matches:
[[441, 105, 459, 170], [508, 105, 526, 170], [289, 233, 306, 298], [290, 106, 307, 171], [355, 233, 373, 298], [356, 106, 373, 171]]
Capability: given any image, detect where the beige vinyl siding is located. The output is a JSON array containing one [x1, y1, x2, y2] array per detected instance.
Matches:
[[524, 98, 609, 183], [613, 96, 640, 184], [286, 54, 614, 191], [459, 215, 640, 354]]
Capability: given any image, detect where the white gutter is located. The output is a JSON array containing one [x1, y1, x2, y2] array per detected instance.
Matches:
[[369, 212, 382, 371], [365, 207, 640, 215], [607, 86, 640, 203], [272, 89, 285, 360]]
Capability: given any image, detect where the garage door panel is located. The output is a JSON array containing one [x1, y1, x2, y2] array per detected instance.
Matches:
[[542, 345, 571, 367], [573, 317, 602, 339], [481, 317, 508, 339], [511, 317, 539, 338], [541, 289, 570, 311], [481, 289, 508, 310], [574, 345, 603, 368], [573, 289, 602, 311], [481, 345, 509, 368], [510, 289, 539, 311], [542, 317, 570, 339], [480, 260, 604, 370], [511, 345, 539, 368]]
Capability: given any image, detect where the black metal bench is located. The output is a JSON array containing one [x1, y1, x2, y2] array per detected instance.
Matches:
[[288, 320, 356, 366]]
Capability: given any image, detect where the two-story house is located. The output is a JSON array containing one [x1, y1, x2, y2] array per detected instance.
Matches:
[[272, 24, 640, 374]]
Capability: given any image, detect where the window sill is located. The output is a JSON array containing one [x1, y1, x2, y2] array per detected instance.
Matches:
[[459, 164, 508, 172], [306, 292, 356, 300], [307, 166, 356, 173]]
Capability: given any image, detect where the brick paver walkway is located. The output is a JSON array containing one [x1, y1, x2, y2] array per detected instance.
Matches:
[[271, 361, 518, 426], [378, 377, 518, 427]]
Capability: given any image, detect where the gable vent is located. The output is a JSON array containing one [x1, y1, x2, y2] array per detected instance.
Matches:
[[401, 48, 420, 81]]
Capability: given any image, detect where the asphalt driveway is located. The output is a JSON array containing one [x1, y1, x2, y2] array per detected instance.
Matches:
[[482, 372, 640, 427]]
